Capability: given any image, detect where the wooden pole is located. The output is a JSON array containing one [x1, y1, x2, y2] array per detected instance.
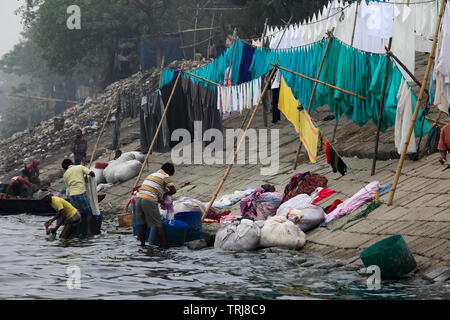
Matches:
[[261, 18, 269, 127], [207, 14, 215, 58], [183, 70, 219, 86], [239, 17, 292, 130], [388, 0, 447, 206], [332, 1, 360, 144], [293, 31, 334, 170], [201, 61, 280, 221], [125, 71, 182, 211], [270, 63, 366, 100], [386, 49, 430, 98], [5, 93, 78, 104], [88, 93, 119, 168], [159, 56, 165, 88], [371, 38, 393, 176], [177, 21, 187, 60], [193, 4, 199, 58]]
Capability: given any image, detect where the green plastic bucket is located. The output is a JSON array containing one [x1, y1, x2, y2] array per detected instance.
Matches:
[[360, 234, 417, 279]]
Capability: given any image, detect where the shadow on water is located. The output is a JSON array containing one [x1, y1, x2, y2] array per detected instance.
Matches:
[[0, 214, 448, 299]]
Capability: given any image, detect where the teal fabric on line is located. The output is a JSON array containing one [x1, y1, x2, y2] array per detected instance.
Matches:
[[160, 36, 430, 137]]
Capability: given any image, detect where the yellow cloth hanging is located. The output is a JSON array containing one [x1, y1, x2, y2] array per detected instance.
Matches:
[[278, 76, 300, 132], [278, 76, 318, 163], [299, 107, 319, 163]]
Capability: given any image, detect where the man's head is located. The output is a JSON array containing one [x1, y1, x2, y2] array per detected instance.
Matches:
[[32, 159, 39, 167], [161, 162, 175, 176], [21, 169, 30, 178], [75, 128, 82, 137], [114, 149, 122, 160], [36, 189, 51, 203], [61, 159, 73, 170]]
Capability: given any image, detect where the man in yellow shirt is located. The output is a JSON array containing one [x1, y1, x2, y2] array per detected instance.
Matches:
[[38, 190, 81, 239], [61, 159, 95, 235]]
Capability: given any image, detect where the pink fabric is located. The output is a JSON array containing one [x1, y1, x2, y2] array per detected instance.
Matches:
[[253, 191, 283, 220], [324, 181, 380, 223]]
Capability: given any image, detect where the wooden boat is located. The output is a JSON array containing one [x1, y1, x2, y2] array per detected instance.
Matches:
[[0, 193, 106, 215], [0, 190, 106, 237]]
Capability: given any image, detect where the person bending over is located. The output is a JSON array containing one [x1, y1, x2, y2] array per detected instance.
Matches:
[[136, 163, 177, 247]]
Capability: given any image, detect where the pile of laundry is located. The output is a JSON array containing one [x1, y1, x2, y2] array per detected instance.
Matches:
[[213, 171, 383, 252]]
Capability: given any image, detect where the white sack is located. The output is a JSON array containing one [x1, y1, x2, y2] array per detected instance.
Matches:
[[214, 218, 264, 251], [286, 206, 326, 232], [276, 194, 313, 218], [260, 216, 306, 249]]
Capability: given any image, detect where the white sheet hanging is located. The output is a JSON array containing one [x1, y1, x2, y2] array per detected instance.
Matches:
[[391, 4, 415, 81], [395, 79, 417, 154]]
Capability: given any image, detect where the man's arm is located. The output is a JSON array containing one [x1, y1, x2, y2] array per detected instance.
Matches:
[[48, 209, 66, 233], [4, 181, 13, 198]]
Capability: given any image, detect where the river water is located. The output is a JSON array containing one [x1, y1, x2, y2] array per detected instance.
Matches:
[[0, 214, 448, 300]]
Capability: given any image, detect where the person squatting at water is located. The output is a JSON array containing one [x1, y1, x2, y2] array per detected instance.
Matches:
[[135, 163, 177, 248], [39, 190, 82, 239], [61, 159, 95, 235], [1, 169, 34, 199]]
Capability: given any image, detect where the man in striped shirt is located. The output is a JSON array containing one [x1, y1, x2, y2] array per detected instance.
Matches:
[[136, 163, 176, 247]]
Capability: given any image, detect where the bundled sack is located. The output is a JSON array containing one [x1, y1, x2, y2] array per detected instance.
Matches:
[[253, 192, 283, 220], [286, 206, 326, 232], [214, 218, 264, 251], [118, 151, 145, 163], [276, 194, 313, 218], [260, 216, 306, 249], [104, 159, 142, 184]]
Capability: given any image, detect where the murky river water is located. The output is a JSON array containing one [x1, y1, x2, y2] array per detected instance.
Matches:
[[0, 214, 448, 300]]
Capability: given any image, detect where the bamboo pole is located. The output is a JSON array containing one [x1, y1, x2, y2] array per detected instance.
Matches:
[[183, 70, 219, 86], [201, 61, 280, 221], [124, 71, 182, 211], [386, 48, 430, 98], [293, 32, 334, 170], [240, 17, 292, 130], [332, 1, 360, 144], [371, 38, 393, 176], [177, 21, 187, 60], [5, 93, 78, 104], [159, 56, 165, 88], [388, 0, 447, 206], [193, 4, 199, 57], [207, 14, 215, 58], [270, 63, 366, 100], [88, 93, 119, 168]]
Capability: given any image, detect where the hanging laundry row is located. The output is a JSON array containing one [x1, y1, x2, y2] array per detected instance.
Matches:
[[217, 77, 262, 114], [434, 0, 450, 116]]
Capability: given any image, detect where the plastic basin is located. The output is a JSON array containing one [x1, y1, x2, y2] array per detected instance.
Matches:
[[174, 211, 202, 242], [360, 234, 417, 279], [150, 219, 187, 247]]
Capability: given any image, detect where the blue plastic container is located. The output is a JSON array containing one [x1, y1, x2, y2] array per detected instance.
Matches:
[[132, 201, 150, 241], [174, 211, 202, 242], [150, 219, 187, 247]]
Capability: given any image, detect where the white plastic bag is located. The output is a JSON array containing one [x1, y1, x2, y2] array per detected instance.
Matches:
[[286, 206, 326, 232], [276, 194, 313, 218], [214, 218, 264, 251], [90, 166, 106, 185], [114, 159, 142, 183], [260, 216, 306, 249]]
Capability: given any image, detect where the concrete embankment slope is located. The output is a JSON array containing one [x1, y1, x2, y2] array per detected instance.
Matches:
[[90, 109, 449, 282]]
